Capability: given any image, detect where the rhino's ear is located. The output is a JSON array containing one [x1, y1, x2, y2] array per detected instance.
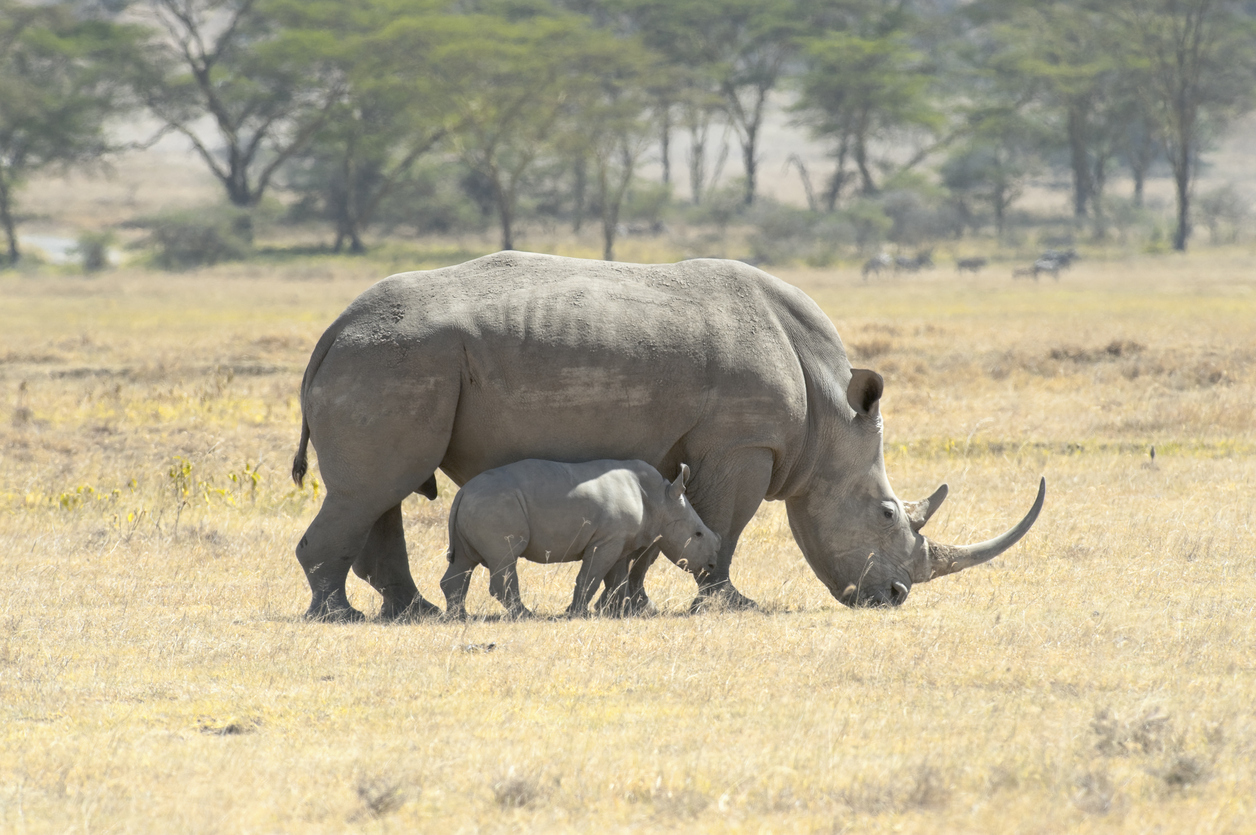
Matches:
[[847, 369, 884, 418], [667, 463, 691, 501]]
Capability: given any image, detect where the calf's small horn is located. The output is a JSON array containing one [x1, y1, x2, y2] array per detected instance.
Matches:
[[925, 477, 1046, 579]]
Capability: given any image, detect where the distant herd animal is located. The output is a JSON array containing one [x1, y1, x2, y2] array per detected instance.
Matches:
[[291, 252, 1045, 622], [861, 250, 1077, 281]]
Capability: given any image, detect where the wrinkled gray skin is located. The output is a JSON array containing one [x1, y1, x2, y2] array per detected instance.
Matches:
[[291, 251, 1045, 621], [440, 459, 720, 618]]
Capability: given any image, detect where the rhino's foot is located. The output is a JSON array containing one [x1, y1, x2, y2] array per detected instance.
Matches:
[[597, 591, 656, 618], [304, 600, 366, 623], [690, 584, 759, 614], [379, 594, 442, 622]]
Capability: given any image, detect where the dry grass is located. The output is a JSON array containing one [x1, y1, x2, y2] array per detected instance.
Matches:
[[2, 250, 1255, 833]]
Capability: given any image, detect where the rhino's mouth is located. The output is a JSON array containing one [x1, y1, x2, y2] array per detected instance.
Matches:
[[837, 579, 910, 608]]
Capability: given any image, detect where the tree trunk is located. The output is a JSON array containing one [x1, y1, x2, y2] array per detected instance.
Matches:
[[1068, 106, 1092, 220], [741, 121, 757, 206], [854, 131, 876, 195], [688, 122, 707, 205], [823, 137, 850, 212], [602, 214, 616, 262], [1172, 142, 1191, 251], [0, 174, 18, 265], [1091, 154, 1108, 240], [496, 187, 514, 251], [659, 105, 671, 187], [572, 155, 587, 233]]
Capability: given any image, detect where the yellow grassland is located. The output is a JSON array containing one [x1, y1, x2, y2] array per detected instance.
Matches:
[[1, 250, 1254, 833]]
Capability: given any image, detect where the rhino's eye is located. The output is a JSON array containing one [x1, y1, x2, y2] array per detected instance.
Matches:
[[881, 504, 896, 521], [694, 531, 704, 538]]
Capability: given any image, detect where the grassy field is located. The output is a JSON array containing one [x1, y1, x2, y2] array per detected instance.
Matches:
[[2, 249, 1254, 833]]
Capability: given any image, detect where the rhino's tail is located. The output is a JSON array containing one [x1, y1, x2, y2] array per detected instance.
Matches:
[[445, 489, 465, 563], [292, 418, 311, 487], [291, 314, 349, 488]]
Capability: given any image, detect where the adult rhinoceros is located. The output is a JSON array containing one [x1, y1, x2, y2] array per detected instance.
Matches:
[[291, 251, 1044, 621]]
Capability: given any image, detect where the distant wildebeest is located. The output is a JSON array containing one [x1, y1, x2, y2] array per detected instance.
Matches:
[[1032, 258, 1062, 279], [440, 459, 720, 619], [1040, 248, 1078, 267], [1012, 258, 1064, 280], [895, 249, 934, 273], [291, 251, 1045, 621], [861, 253, 892, 279], [956, 257, 988, 274]]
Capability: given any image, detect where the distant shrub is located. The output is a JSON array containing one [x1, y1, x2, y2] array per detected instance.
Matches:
[[748, 200, 853, 266], [75, 231, 114, 272], [141, 207, 252, 270], [1197, 185, 1250, 244]]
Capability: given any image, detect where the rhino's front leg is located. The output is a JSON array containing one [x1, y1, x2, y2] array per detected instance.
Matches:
[[569, 538, 628, 617], [594, 544, 655, 617], [352, 503, 441, 621], [684, 448, 775, 612]]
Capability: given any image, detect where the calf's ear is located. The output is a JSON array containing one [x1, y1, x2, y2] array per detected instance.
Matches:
[[667, 463, 691, 501], [847, 369, 884, 418]]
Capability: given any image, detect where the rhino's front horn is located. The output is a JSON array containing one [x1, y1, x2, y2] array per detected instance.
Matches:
[[925, 477, 1046, 579]]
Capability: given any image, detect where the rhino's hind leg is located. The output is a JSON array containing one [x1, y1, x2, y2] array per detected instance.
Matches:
[[296, 495, 380, 622], [352, 503, 441, 621], [440, 548, 477, 620], [487, 562, 532, 619]]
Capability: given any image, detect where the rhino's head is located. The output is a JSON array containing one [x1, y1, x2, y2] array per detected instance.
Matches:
[[786, 369, 1045, 608], [656, 463, 722, 575]]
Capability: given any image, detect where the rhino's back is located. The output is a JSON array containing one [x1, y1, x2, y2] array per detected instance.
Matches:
[[317, 253, 850, 489]]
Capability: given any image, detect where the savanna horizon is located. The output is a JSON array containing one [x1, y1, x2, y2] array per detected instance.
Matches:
[[2, 250, 1253, 832]]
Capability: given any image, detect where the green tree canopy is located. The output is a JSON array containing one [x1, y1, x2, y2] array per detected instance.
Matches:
[[278, 0, 462, 253], [137, 0, 345, 211], [793, 27, 943, 209], [0, 1, 143, 265]]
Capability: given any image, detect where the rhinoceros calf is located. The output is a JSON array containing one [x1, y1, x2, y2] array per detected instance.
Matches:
[[441, 459, 720, 618]]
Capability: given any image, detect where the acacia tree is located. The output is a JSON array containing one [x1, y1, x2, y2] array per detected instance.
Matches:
[[571, 41, 658, 260], [137, 0, 342, 212], [793, 28, 942, 209], [941, 106, 1041, 239], [0, 2, 141, 265], [1117, 0, 1256, 250], [709, 0, 801, 205], [279, 1, 459, 253], [439, 11, 614, 251]]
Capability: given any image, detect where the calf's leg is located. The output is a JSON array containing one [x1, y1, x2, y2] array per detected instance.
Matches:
[[569, 538, 629, 617], [440, 547, 478, 619]]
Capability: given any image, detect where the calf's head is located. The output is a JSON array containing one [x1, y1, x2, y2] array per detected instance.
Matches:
[[655, 463, 721, 575], [786, 369, 1045, 608]]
